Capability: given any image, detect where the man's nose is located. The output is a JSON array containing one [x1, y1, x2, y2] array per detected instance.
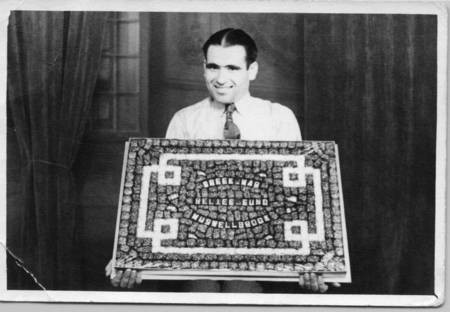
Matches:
[[215, 68, 229, 83]]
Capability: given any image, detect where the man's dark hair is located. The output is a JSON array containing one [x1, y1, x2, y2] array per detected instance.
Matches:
[[202, 28, 258, 67]]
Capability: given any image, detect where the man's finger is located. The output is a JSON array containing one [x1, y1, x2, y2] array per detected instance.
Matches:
[[136, 271, 143, 285], [105, 260, 112, 277], [298, 273, 305, 288], [318, 274, 328, 293], [120, 269, 132, 288], [332, 282, 341, 288], [310, 273, 319, 292], [303, 272, 311, 290], [111, 270, 123, 287], [127, 270, 137, 289]]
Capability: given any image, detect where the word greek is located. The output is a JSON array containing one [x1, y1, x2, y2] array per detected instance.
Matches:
[[202, 177, 260, 189]]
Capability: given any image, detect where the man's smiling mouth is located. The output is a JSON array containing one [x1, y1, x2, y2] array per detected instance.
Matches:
[[215, 88, 232, 95], [214, 84, 233, 89]]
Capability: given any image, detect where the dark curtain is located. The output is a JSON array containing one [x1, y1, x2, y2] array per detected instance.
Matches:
[[7, 11, 108, 289], [303, 15, 436, 294]]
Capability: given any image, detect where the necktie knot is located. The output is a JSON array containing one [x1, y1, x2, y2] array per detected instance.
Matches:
[[225, 103, 236, 113]]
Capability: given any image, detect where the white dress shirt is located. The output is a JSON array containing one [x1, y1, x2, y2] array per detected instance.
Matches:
[[165, 93, 302, 140]]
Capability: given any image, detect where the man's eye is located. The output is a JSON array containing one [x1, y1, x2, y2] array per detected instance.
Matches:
[[206, 64, 219, 70], [227, 66, 240, 71]]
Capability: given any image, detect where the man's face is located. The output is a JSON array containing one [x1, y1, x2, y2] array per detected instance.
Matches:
[[204, 45, 258, 105]]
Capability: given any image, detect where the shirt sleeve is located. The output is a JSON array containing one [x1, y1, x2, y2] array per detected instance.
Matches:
[[275, 106, 302, 141], [165, 111, 187, 139]]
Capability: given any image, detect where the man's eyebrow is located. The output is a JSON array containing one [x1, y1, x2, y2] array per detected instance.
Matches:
[[225, 65, 242, 70], [205, 63, 219, 68]]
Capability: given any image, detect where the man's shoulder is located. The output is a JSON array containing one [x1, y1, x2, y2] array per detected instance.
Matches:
[[251, 96, 295, 116]]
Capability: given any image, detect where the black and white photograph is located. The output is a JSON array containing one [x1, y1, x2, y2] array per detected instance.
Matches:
[[0, 0, 447, 308]]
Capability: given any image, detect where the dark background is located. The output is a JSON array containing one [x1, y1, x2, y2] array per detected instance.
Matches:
[[6, 11, 437, 294]]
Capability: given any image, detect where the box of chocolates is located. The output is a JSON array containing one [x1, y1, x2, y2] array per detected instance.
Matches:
[[111, 138, 351, 282]]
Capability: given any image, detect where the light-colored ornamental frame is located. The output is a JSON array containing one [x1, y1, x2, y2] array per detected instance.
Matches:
[[137, 154, 324, 256]]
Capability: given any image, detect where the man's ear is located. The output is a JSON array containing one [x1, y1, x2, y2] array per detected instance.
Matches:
[[248, 61, 258, 81]]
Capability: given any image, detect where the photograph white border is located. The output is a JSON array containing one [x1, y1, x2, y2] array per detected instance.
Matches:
[[0, 0, 446, 307]]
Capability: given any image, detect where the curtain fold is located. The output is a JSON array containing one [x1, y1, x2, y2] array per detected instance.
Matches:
[[7, 11, 108, 289], [304, 14, 436, 294]]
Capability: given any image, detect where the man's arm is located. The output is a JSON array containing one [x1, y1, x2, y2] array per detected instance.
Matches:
[[107, 110, 189, 289], [107, 110, 188, 289], [273, 105, 342, 292]]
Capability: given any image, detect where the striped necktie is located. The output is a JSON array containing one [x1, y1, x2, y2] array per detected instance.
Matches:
[[223, 103, 240, 139]]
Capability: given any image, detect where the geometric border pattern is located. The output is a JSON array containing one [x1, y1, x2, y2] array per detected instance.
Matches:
[[137, 153, 324, 255]]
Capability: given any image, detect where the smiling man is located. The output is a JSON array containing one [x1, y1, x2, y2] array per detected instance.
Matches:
[[165, 28, 302, 141], [110, 28, 337, 293]]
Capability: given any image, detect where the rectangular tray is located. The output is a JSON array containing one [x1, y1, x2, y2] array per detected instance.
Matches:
[[111, 138, 351, 283]]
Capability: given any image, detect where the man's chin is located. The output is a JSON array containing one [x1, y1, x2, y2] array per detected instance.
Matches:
[[212, 95, 235, 105]]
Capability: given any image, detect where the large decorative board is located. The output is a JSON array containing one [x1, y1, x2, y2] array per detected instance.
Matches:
[[112, 138, 351, 283]]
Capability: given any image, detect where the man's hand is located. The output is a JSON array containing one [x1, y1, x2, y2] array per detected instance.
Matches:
[[105, 259, 143, 289], [298, 272, 340, 293]]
